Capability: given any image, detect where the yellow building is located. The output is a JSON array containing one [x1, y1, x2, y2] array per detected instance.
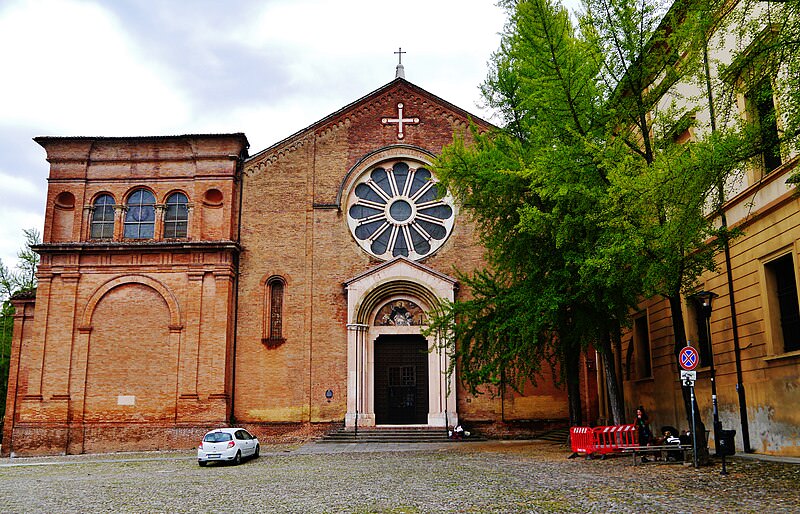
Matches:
[[613, 0, 800, 457]]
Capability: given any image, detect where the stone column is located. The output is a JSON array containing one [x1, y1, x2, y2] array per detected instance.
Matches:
[[178, 271, 204, 401], [113, 205, 127, 240], [154, 204, 165, 240], [1, 297, 36, 457], [345, 323, 371, 428]]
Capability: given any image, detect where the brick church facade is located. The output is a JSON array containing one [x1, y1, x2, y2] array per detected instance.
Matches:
[[3, 77, 586, 456]]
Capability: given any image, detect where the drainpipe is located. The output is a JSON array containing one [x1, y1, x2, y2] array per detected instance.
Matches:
[[703, 39, 751, 452], [229, 149, 246, 425]]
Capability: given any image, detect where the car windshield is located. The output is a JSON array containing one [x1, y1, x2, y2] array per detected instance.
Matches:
[[203, 432, 232, 443]]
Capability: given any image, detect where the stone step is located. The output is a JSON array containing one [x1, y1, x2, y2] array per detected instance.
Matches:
[[316, 427, 484, 444], [536, 427, 570, 443]]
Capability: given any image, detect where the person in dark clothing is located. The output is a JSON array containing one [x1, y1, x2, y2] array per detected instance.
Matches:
[[635, 406, 653, 445], [635, 406, 653, 462]]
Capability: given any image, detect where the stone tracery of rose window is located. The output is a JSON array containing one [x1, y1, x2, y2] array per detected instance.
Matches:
[[347, 160, 455, 261]]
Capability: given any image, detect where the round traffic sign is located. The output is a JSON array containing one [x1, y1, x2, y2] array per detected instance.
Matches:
[[679, 346, 699, 370]]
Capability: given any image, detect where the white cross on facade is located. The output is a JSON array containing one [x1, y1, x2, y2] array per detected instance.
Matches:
[[381, 103, 419, 140]]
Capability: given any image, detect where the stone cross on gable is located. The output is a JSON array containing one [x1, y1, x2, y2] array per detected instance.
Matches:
[[394, 47, 406, 65], [381, 103, 419, 140]]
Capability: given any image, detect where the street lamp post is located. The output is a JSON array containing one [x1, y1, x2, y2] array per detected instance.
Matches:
[[692, 290, 720, 455]]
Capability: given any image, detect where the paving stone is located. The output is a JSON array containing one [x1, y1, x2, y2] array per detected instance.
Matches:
[[1, 440, 798, 513]]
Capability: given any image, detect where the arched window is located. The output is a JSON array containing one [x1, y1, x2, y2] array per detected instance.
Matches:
[[91, 194, 115, 240], [124, 189, 156, 239], [264, 277, 285, 344], [163, 192, 189, 238]]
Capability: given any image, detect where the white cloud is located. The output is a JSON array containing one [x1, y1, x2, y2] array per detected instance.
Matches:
[[0, 208, 43, 271], [0, 0, 191, 136], [0, 171, 40, 200], [0, 0, 516, 270]]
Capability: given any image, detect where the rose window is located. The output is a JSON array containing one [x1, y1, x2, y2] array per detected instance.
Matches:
[[347, 160, 455, 261]]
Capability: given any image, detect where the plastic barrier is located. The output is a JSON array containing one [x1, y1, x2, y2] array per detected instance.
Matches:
[[570, 426, 594, 455], [591, 424, 637, 456], [570, 424, 637, 457]]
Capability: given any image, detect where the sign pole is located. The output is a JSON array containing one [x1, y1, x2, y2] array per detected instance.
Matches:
[[680, 343, 700, 468], [690, 383, 698, 468]]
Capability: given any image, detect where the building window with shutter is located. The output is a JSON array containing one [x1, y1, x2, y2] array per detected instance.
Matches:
[[746, 79, 782, 174], [634, 314, 652, 379], [764, 254, 800, 354]]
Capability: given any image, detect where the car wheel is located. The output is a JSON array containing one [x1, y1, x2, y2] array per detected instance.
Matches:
[[232, 451, 242, 465], [254, 444, 260, 459], [198, 461, 207, 467]]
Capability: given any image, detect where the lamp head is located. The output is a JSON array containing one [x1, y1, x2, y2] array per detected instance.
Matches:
[[690, 290, 718, 318]]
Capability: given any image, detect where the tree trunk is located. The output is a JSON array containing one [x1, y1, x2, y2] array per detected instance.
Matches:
[[667, 294, 709, 463], [611, 324, 626, 419], [599, 329, 624, 425], [564, 343, 583, 427]]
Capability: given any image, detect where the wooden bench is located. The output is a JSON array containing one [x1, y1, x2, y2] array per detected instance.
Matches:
[[619, 444, 692, 465]]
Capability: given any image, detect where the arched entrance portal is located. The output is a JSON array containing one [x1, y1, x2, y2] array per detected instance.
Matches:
[[344, 257, 459, 429], [374, 334, 429, 425]]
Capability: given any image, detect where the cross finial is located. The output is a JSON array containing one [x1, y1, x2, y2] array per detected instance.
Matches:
[[394, 47, 406, 79], [394, 47, 406, 65]]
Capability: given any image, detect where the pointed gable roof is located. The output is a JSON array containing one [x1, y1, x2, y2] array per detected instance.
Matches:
[[247, 77, 495, 165]]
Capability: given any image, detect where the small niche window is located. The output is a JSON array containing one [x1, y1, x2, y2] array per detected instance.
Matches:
[[765, 254, 800, 353], [91, 194, 115, 240], [264, 277, 285, 344], [124, 189, 156, 239], [164, 192, 189, 238]]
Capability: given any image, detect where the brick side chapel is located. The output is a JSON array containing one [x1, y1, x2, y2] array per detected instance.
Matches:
[[3, 77, 586, 456]]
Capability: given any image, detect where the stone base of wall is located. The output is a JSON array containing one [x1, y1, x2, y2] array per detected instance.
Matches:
[[466, 419, 569, 440], [2, 419, 573, 456], [2, 421, 342, 457]]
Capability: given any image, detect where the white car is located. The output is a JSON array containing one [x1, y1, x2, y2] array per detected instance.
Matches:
[[197, 428, 260, 466]]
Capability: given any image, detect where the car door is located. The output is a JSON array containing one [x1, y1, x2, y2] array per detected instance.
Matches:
[[236, 430, 253, 456]]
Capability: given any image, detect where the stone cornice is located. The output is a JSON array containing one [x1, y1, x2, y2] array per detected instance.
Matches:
[[33, 240, 242, 254]]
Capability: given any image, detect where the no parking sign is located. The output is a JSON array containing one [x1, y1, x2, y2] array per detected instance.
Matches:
[[679, 346, 699, 370], [679, 346, 698, 386]]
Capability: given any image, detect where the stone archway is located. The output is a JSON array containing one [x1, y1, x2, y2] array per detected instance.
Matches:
[[343, 257, 459, 428]]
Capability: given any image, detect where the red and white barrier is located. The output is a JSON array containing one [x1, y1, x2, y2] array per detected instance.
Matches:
[[570, 424, 638, 457]]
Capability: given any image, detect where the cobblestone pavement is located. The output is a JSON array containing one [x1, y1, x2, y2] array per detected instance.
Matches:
[[1, 440, 799, 513]]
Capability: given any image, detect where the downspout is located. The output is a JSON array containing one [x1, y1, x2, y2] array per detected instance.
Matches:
[[703, 39, 751, 452], [229, 150, 246, 425]]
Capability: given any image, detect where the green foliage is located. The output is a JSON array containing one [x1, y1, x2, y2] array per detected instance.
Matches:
[[426, 269, 559, 395], [432, 0, 641, 420], [723, 0, 800, 157], [432, 0, 776, 424]]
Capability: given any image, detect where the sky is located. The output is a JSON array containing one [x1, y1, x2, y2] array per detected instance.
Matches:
[[0, 0, 581, 272]]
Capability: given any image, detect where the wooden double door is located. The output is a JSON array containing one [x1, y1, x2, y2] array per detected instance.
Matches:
[[374, 335, 429, 425]]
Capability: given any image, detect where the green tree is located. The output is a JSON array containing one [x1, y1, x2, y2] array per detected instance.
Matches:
[[431, 0, 636, 426], [432, 0, 770, 438]]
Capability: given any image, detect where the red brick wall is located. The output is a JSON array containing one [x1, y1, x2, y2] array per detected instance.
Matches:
[[4, 86, 579, 456], [3, 135, 247, 456], [237, 81, 571, 429]]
